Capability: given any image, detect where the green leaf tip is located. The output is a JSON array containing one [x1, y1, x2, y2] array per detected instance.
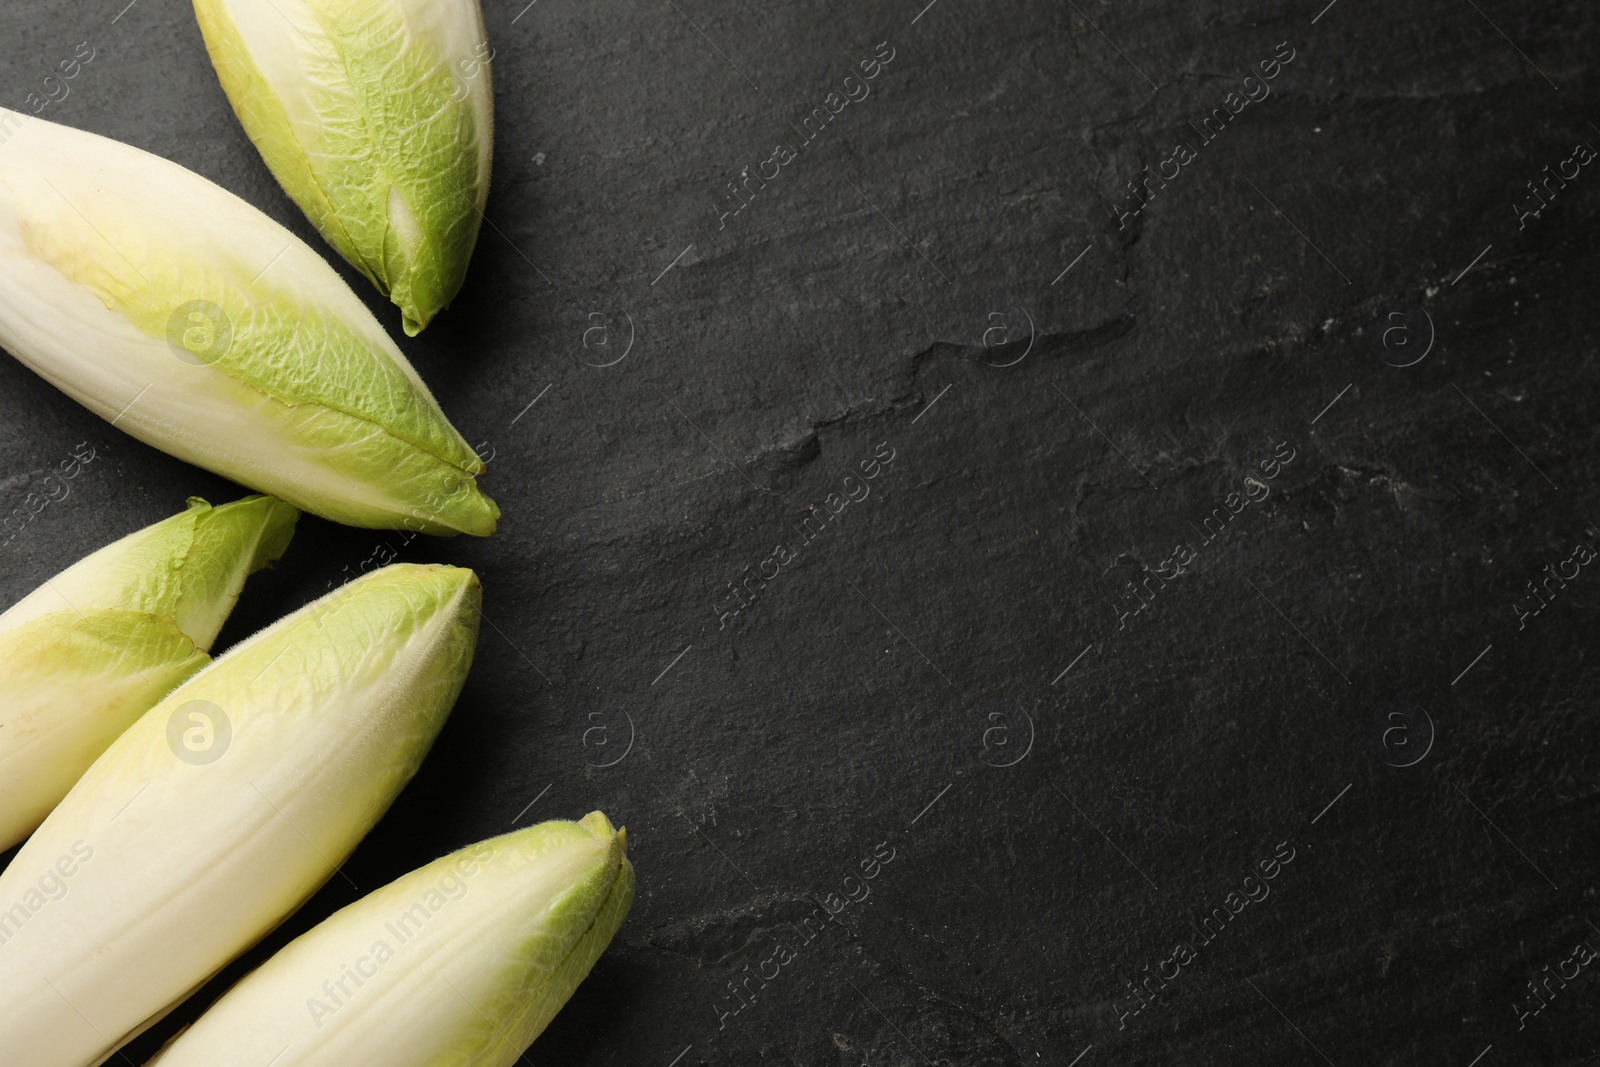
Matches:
[[0, 110, 499, 536], [147, 812, 633, 1066], [0, 562, 482, 1067], [0, 494, 298, 853], [192, 0, 495, 334]]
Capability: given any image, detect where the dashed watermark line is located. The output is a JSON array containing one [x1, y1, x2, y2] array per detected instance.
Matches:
[[510, 383, 552, 426], [109, 383, 152, 427], [654, 782, 762, 892], [1465, 1045, 1493, 1067], [1243, 976, 1338, 1067], [261, 0, 348, 66], [249, 646, 295, 686], [1052, 643, 1093, 684], [1451, 643, 1492, 686], [251, 782, 359, 891], [111, 0, 140, 24], [1051, 383, 1158, 489], [1067, 1045, 1094, 1067], [268, 404, 365, 494], [448, 180, 554, 287], [511, 0, 539, 23], [1052, 243, 1092, 284], [475, 607, 554, 686], [249, 243, 291, 285], [1451, 783, 1558, 890], [1451, 243, 1493, 286], [1243, 177, 1350, 285], [1063, 0, 1157, 89], [442, 975, 521, 1053], [843, 177, 952, 285], [1310, 0, 1341, 23], [1245, 577, 1351, 685], [911, 783, 952, 826], [1463, 0, 1557, 90], [652, 243, 695, 286], [653, 644, 692, 686], [43, 978, 137, 1066], [1311, 782, 1352, 825], [666, 0, 761, 92], [653, 384, 766, 495], [1310, 383, 1352, 425], [912, 383, 952, 423], [42, 579, 155, 686], [1051, 782, 1160, 891], [910, 0, 941, 24], [666, 1046, 694, 1067], [43, 177, 149, 283], [1451, 385, 1559, 490], [845, 578, 953, 685], [108, 782, 151, 825], [845, 977, 935, 1067], [513, 782, 553, 824]]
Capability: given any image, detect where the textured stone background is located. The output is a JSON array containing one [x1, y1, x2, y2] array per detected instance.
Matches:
[[1, 0, 1598, 1064]]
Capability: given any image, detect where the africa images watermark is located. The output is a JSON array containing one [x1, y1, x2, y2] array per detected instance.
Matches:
[[713, 41, 898, 230], [1110, 40, 1298, 229], [304, 842, 495, 1028], [980, 699, 1037, 768], [0, 441, 98, 547], [1513, 928, 1599, 1031], [1511, 524, 1597, 631], [1112, 440, 1297, 630], [0, 841, 95, 945], [712, 441, 897, 629], [1513, 138, 1595, 230], [711, 840, 897, 1030], [0, 40, 96, 147], [1111, 841, 1298, 1029]]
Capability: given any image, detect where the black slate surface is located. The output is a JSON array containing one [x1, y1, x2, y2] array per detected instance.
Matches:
[[2, 1, 1598, 1064]]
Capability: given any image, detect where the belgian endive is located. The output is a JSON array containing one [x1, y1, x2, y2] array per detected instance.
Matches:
[[0, 494, 296, 852], [0, 110, 498, 536], [192, 0, 494, 335], [150, 814, 634, 1066], [0, 563, 481, 1067]]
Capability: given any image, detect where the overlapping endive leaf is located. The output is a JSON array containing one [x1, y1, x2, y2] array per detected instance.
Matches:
[[0, 563, 481, 1067], [150, 814, 634, 1066], [193, 0, 495, 335], [0, 110, 498, 535], [0, 495, 297, 851]]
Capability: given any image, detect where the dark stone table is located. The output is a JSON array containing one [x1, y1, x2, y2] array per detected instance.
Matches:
[[1, 1, 1596, 1064]]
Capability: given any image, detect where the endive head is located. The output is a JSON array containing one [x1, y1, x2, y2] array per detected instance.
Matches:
[[159, 562, 483, 764], [0, 110, 499, 536], [148, 814, 633, 1067], [0, 563, 482, 1067], [0, 495, 298, 651], [0, 496, 296, 852], [193, 0, 494, 334]]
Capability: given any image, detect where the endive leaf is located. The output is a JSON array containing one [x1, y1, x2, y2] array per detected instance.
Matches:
[[0, 612, 205, 854], [0, 110, 498, 535], [193, 0, 495, 335], [0, 563, 481, 1067], [150, 814, 634, 1067], [0, 495, 297, 851]]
